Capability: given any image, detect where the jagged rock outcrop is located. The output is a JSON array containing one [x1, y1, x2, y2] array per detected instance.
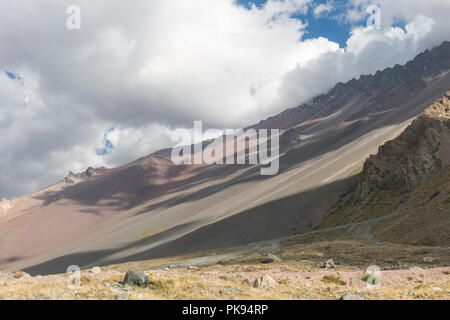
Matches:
[[357, 91, 450, 199], [64, 167, 107, 184], [254, 41, 450, 131]]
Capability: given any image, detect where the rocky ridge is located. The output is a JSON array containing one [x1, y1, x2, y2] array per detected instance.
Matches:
[[357, 90, 450, 199], [255, 41, 450, 130], [63, 166, 108, 185]]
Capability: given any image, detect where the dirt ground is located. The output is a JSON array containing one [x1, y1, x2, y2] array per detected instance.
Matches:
[[1, 233, 449, 300]]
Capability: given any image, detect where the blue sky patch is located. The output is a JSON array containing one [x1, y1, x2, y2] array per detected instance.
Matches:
[[235, 0, 366, 48], [4, 70, 21, 80], [96, 127, 115, 156]]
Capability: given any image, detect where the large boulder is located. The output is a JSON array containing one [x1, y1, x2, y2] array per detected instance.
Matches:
[[123, 270, 150, 288]]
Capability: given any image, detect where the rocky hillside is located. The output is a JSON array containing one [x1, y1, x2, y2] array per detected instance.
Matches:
[[322, 91, 450, 245], [2, 42, 450, 276], [357, 91, 450, 199]]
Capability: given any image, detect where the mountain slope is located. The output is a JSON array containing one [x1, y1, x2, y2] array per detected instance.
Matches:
[[1, 41, 450, 275], [322, 91, 450, 246]]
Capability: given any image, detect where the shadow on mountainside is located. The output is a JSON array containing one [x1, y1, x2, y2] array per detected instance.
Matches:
[[31, 79, 449, 218], [22, 177, 353, 276]]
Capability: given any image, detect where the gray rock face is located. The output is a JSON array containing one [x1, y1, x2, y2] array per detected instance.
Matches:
[[123, 270, 150, 288], [357, 92, 450, 199], [339, 294, 363, 300]]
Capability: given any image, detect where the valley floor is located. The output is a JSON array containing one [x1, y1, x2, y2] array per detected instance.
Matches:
[[1, 231, 449, 300]]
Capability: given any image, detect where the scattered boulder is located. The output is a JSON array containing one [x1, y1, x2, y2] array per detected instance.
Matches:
[[89, 267, 102, 274], [423, 257, 437, 263], [260, 253, 282, 264], [432, 287, 443, 292], [339, 294, 363, 300], [253, 275, 277, 288], [322, 259, 336, 269], [123, 270, 150, 288], [13, 272, 30, 279], [115, 293, 128, 300], [409, 290, 418, 297], [261, 275, 277, 288]]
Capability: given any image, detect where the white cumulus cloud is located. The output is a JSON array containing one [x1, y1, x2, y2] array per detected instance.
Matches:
[[0, 0, 449, 198]]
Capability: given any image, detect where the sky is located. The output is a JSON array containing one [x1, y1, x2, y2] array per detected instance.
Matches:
[[0, 0, 450, 199], [238, 0, 357, 47]]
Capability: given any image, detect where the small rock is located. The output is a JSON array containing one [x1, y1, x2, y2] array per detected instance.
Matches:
[[89, 267, 102, 274], [243, 279, 251, 285], [432, 287, 442, 292], [13, 272, 30, 279], [339, 294, 363, 300], [188, 266, 198, 270], [123, 270, 150, 288], [261, 253, 282, 264], [115, 293, 128, 300], [384, 259, 394, 264], [253, 275, 277, 288], [260, 275, 277, 288], [423, 257, 437, 263], [322, 259, 336, 269]]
